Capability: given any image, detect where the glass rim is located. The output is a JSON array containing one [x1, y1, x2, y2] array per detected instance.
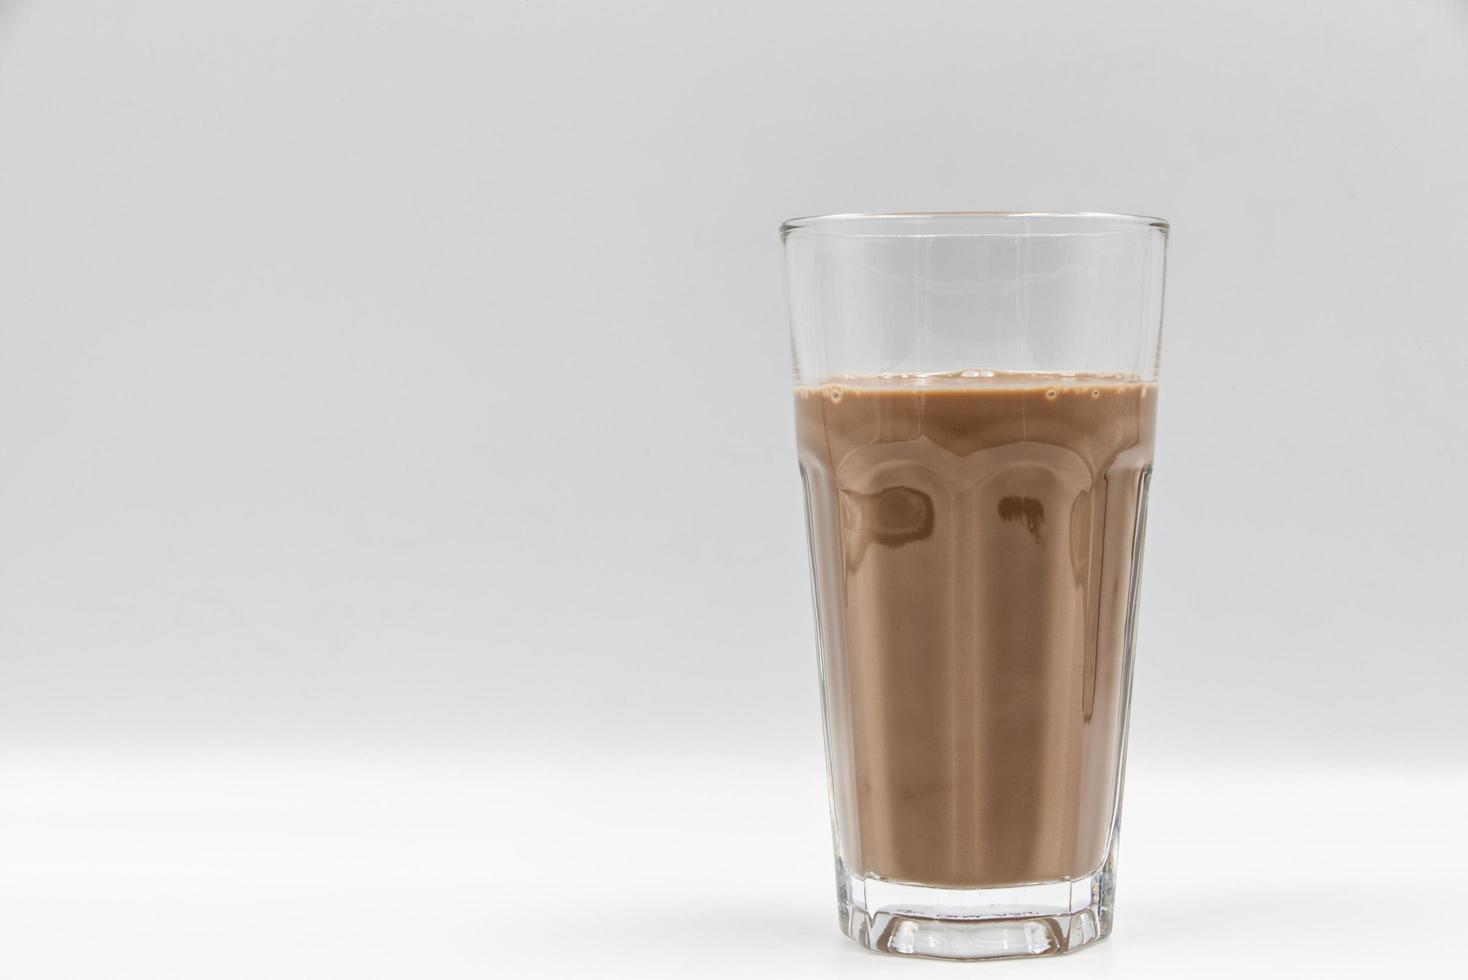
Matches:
[[780, 211, 1169, 239]]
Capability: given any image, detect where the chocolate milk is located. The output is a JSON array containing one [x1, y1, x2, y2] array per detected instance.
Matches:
[[795, 372, 1156, 888]]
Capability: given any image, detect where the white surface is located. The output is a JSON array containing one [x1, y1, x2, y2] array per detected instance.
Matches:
[[3, 745, 1463, 978]]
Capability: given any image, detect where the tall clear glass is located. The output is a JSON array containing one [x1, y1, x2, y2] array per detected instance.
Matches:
[[784, 212, 1168, 960]]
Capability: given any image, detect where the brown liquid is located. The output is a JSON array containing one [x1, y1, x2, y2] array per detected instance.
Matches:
[[795, 372, 1156, 888]]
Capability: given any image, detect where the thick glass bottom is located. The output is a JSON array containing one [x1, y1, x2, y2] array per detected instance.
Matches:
[[836, 855, 1115, 960]]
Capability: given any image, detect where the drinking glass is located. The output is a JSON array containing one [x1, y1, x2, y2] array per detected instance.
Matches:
[[784, 212, 1168, 960]]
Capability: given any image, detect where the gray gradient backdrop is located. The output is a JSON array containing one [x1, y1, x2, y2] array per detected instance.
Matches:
[[3, 0, 1466, 765]]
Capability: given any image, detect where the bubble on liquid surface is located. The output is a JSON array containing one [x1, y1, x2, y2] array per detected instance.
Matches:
[[1091, 388, 1101, 398], [959, 369, 995, 379], [824, 386, 843, 402], [1045, 388, 1058, 400]]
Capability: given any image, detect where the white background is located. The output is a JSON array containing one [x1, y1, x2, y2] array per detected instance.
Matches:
[[1, 1, 1465, 977]]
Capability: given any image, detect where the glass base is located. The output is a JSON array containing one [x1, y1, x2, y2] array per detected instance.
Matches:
[[836, 857, 1114, 960]]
